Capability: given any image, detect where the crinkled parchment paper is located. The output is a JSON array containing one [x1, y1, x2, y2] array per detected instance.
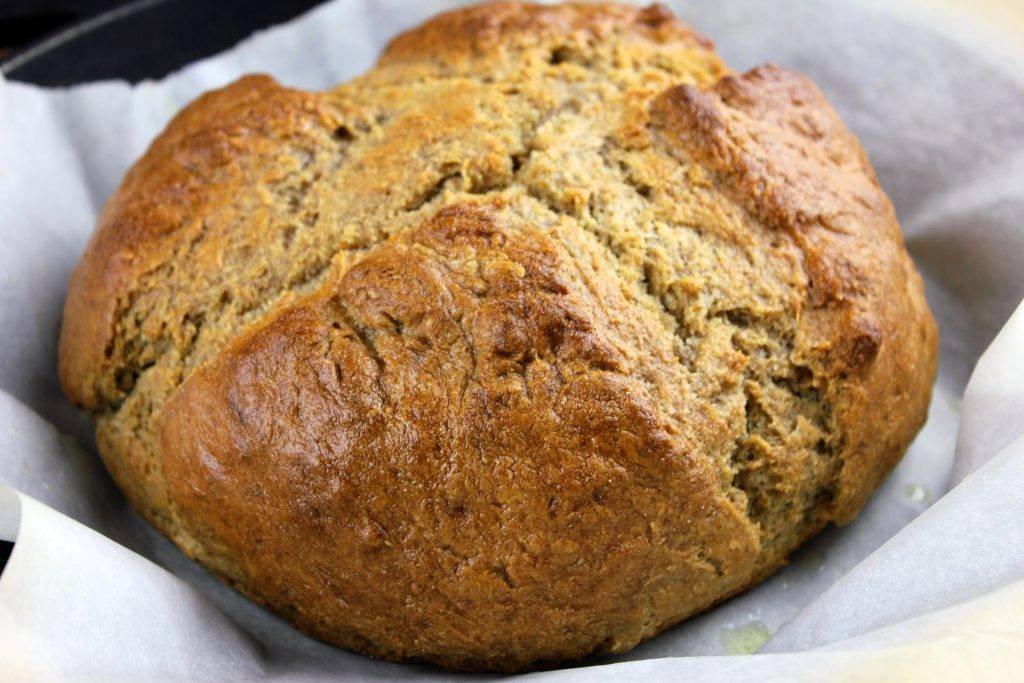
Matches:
[[1, 1, 1023, 680]]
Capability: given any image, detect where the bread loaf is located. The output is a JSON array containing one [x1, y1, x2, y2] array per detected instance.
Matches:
[[58, 2, 937, 671]]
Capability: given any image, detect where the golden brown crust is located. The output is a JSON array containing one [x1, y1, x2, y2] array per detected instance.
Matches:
[[58, 2, 936, 672], [648, 63, 937, 525], [58, 75, 340, 409], [160, 204, 760, 668], [379, 2, 713, 67]]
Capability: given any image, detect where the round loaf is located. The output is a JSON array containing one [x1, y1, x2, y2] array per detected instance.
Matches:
[[58, 2, 937, 672]]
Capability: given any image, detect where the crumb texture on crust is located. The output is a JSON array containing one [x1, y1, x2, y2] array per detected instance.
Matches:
[[57, 1, 937, 672]]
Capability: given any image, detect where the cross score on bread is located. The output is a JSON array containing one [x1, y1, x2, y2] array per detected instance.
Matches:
[[57, 2, 936, 672]]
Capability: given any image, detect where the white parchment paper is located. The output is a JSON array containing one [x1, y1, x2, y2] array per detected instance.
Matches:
[[1, 0, 1023, 680]]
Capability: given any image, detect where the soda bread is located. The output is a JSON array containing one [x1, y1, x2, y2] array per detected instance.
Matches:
[[58, 2, 937, 671]]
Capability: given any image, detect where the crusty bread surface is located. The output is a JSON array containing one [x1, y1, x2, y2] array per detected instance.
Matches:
[[58, 2, 937, 672]]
